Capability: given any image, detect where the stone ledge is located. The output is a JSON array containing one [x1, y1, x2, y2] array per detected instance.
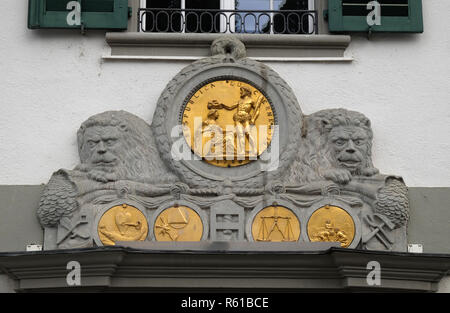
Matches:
[[117, 241, 341, 252], [0, 246, 448, 292], [104, 32, 352, 62]]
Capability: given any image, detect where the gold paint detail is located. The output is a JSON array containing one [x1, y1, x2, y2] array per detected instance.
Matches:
[[307, 205, 355, 248], [251, 206, 300, 242], [98, 204, 148, 246], [154, 206, 203, 241], [182, 80, 274, 167]]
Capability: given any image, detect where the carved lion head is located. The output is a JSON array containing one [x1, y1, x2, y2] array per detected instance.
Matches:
[[285, 108, 377, 184], [311, 108, 375, 176], [76, 110, 176, 183]]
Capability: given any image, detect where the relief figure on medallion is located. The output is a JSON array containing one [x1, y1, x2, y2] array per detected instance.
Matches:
[[182, 80, 274, 168], [206, 86, 264, 158], [194, 102, 224, 160]]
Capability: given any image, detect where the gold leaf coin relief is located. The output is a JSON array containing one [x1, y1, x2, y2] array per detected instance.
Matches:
[[307, 205, 355, 248], [182, 80, 275, 167], [251, 206, 300, 242], [98, 204, 148, 246], [154, 206, 203, 241]]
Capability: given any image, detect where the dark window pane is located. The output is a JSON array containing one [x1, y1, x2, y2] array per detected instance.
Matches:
[[273, 0, 310, 34], [145, 0, 181, 32], [47, 0, 114, 12], [185, 0, 220, 33], [273, 0, 308, 10], [343, 0, 409, 17]]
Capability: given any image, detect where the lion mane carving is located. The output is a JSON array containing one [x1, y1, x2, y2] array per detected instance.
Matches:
[[286, 108, 409, 229], [287, 108, 379, 184], [38, 111, 177, 229], [76, 110, 177, 183]]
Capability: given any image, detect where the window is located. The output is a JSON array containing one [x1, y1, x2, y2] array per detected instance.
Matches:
[[234, 0, 312, 34], [142, 0, 221, 33], [139, 0, 317, 34]]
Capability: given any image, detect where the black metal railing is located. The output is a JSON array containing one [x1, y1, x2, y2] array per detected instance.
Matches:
[[138, 8, 318, 35]]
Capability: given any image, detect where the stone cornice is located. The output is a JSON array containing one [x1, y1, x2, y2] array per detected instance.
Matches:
[[0, 245, 448, 292], [104, 33, 352, 62]]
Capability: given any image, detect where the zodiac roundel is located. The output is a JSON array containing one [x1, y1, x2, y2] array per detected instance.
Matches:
[[251, 205, 301, 242], [307, 205, 356, 248], [97, 203, 148, 246], [153, 205, 204, 242]]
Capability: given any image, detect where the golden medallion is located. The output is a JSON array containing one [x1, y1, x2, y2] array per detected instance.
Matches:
[[182, 80, 275, 167], [251, 206, 300, 242], [307, 205, 355, 248], [98, 204, 148, 246], [154, 206, 203, 241]]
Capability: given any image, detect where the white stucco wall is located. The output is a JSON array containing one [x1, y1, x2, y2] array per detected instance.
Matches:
[[0, 0, 449, 187], [438, 276, 450, 293]]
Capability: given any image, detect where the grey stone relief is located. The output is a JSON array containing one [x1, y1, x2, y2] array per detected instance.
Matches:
[[211, 200, 245, 241], [37, 37, 409, 251]]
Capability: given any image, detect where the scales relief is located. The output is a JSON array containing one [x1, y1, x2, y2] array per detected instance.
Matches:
[[37, 36, 409, 252], [251, 206, 301, 242]]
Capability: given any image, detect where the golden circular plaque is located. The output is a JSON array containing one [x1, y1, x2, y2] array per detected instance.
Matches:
[[251, 206, 300, 242], [182, 79, 275, 167], [98, 204, 148, 246], [154, 206, 203, 241], [307, 205, 355, 248]]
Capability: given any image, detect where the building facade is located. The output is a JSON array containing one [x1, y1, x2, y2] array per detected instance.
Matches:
[[0, 0, 449, 293]]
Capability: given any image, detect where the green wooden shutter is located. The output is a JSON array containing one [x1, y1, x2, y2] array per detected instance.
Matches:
[[28, 0, 130, 30], [327, 0, 423, 33]]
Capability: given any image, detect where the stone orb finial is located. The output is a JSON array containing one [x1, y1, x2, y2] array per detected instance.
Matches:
[[211, 36, 247, 60]]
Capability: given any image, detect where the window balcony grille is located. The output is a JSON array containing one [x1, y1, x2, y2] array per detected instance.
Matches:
[[137, 8, 318, 35]]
